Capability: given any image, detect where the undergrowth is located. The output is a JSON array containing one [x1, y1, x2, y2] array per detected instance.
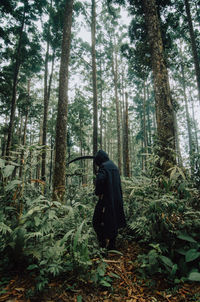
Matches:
[[122, 157, 200, 283], [1, 151, 200, 296]]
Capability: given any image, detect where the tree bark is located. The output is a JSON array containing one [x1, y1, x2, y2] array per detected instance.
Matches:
[[142, 0, 176, 174], [41, 43, 55, 183], [111, 45, 122, 174], [184, 0, 200, 104], [143, 82, 148, 171], [190, 94, 199, 153], [53, 0, 74, 201], [6, 8, 26, 157], [19, 80, 30, 179], [146, 85, 152, 148], [181, 61, 195, 173], [174, 111, 183, 167], [41, 40, 50, 182], [91, 0, 98, 175], [124, 92, 130, 177]]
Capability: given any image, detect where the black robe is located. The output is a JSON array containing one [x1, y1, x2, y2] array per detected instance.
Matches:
[[92, 150, 126, 240]]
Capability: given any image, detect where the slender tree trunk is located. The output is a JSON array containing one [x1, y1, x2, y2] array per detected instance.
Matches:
[[29, 118, 32, 183], [181, 62, 194, 173], [124, 92, 130, 177], [174, 111, 183, 167], [103, 110, 107, 152], [184, 0, 200, 104], [1, 118, 8, 157], [190, 94, 199, 153], [111, 47, 122, 174], [99, 49, 103, 150], [91, 0, 98, 175], [41, 40, 50, 182], [143, 82, 148, 170], [42, 46, 55, 183], [146, 85, 152, 149], [36, 119, 43, 182], [142, 0, 176, 174], [53, 0, 74, 201], [19, 80, 30, 179], [6, 9, 26, 156]]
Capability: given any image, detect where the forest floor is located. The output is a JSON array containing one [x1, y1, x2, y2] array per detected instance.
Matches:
[[1, 241, 200, 302]]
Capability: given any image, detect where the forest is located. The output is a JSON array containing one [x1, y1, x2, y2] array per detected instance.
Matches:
[[0, 0, 200, 301]]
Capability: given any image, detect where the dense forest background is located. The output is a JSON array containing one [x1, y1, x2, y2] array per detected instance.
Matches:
[[0, 0, 200, 301]]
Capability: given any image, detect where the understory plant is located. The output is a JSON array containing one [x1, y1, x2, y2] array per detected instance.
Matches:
[[122, 155, 200, 282], [0, 157, 99, 291]]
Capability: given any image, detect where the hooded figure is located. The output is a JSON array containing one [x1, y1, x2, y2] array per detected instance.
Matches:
[[93, 150, 126, 249]]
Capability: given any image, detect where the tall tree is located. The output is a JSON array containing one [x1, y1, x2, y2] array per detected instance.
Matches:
[[91, 0, 98, 174], [5, 2, 26, 157], [184, 0, 200, 104], [142, 0, 176, 174], [5, 0, 45, 157], [111, 37, 122, 174], [123, 92, 130, 177], [53, 0, 74, 200]]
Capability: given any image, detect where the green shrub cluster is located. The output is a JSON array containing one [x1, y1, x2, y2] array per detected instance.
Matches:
[[122, 164, 200, 282], [0, 158, 99, 292]]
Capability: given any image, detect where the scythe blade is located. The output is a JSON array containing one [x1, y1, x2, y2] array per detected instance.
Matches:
[[67, 155, 95, 165]]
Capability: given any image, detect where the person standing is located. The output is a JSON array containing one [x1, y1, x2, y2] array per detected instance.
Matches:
[[93, 150, 126, 250]]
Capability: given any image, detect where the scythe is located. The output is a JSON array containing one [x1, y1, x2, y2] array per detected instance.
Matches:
[[67, 155, 95, 165]]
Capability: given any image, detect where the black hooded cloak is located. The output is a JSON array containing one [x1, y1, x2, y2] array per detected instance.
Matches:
[[92, 150, 126, 242]]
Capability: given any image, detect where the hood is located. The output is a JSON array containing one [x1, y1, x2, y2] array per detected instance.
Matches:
[[94, 150, 109, 166]]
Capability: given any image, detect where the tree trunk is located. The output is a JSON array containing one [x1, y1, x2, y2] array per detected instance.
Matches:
[[99, 49, 103, 150], [111, 46, 122, 174], [142, 0, 176, 174], [184, 0, 200, 104], [53, 0, 74, 201], [6, 8, 26, 157], [143, 82, 148, 171], [181, 62, 194, 173], [146, 85, 152, 149], [190, 94, 199, 153], [91, 0, 98, 175], [36, 119, 43, 182], [124, 92, 130, 177], [42, 43, 55, 183], [19, 80, 30, 179], [174, 111, 183, 167], [41, 40, 49, 182]]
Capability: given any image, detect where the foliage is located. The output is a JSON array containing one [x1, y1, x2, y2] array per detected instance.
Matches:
[[122, 156, 200, 282], [0, 158, 99, 292]]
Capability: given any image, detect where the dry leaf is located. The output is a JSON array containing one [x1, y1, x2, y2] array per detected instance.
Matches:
[[15, 288, 25, 292]]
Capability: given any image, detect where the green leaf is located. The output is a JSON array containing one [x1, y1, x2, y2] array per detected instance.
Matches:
[[171, 264, 178, 276], [188, 272, 200, 281], [5, 180, 22, 191], [34, 216, 40, 227], [109, 272, 120, 279], [159, 255, 173, 268], [97, 267, 105, 277], [100, 280, 111, 287], [107, 249, 123, 255], [0, 222, 12, 234], [27, 264, 38, 270], [73, 221, 85, 251], [0, 158, 5, 168], [3, 165, 15, 178], [185, 249, 200, 262], [177, 233, 197, 243], [176, 248, 187, 255], [60, 230, 74, 246], [77, 295, 82, 302]]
